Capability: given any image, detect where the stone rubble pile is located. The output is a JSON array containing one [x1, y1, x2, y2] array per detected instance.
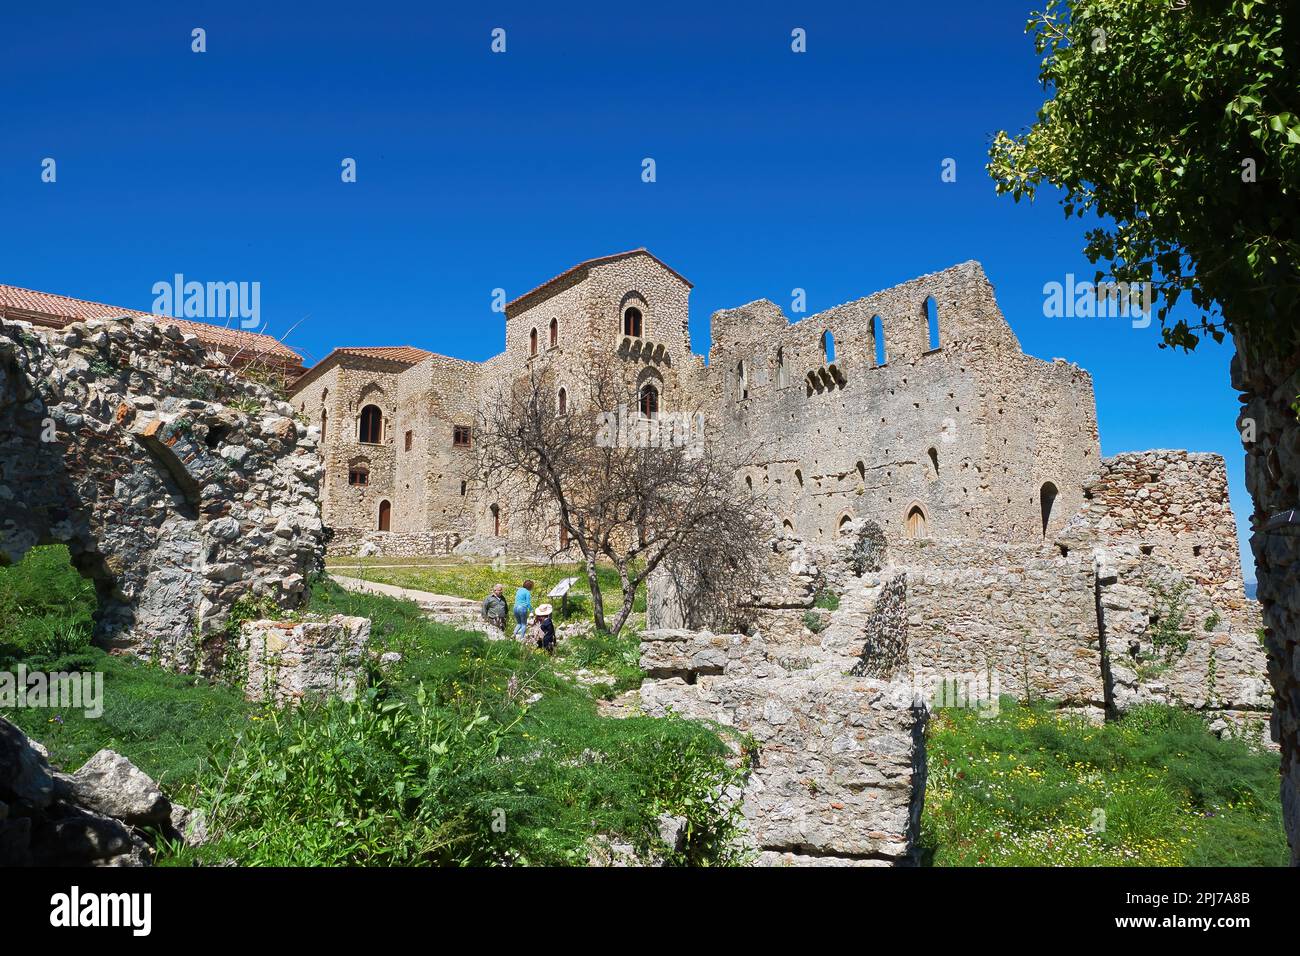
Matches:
[[0, 716, 205, 867]]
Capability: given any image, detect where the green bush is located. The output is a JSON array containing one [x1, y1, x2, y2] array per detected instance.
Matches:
[[921, 699, 1287, 867]]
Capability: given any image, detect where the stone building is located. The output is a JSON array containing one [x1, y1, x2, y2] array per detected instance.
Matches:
[[296, 249, 1220, 570], [295, 248, 1267, 726], [292, 249, 702, 556]]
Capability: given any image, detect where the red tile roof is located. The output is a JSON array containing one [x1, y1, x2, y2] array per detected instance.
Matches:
[[0, 283, 303, 367], [331, 346, 433, 365], [504, 248, 692, 317]]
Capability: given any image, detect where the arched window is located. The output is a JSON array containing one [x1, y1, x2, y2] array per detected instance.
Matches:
[[738, 360, 748, 401], [1040, 482, 1059, 537], [924, 296, 940, 350], [348, 463, 369, 486], [321, 408, 328, 444], [549, 317, 558, 349], [359, 405, 383, 444], [906, 505, 926, 539], [378, 500, 391, 531], [838, 514, 854, 536], [490, 503, 501, 536], [529, 328, 538, 356], [872, 315, 887, 366], [557, 387, 568, 415], [623, 307, 643, 338], [822, 330, 836, 363], [782, 518, 795, 534], [795, 468, 804, 487], [639, 383, 659, 419], [928, 447, 939, 477], [776, 346, 788, 389]]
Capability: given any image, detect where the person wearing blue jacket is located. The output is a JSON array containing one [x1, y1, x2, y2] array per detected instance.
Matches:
[[512, 579, 534, 639]]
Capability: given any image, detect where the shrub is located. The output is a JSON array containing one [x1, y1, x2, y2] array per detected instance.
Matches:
[[921, 699, 1287, 867]]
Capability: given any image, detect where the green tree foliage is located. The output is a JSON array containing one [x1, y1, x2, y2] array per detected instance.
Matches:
[[988, 0, 1299, 352]]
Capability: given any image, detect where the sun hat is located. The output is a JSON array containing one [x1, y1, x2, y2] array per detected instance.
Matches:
[[535, 603, 553, 616]]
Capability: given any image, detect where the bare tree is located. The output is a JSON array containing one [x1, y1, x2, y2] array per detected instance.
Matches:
[[475, 363, 765, 635]]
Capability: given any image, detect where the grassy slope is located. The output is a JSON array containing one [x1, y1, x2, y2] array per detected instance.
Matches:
[[1, 547, 742, 865]]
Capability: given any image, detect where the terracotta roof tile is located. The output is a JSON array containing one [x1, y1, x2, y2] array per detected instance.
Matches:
[[332, 346, 433, 365], [0, 283, 302, 366]]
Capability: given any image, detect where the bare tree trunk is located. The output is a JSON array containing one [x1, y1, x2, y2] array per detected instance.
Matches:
[[584, 553, 607, 633], [1235, 335, 1300, 866]]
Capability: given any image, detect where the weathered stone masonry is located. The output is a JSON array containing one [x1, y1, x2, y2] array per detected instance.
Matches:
[[0, 315, 325, 674]]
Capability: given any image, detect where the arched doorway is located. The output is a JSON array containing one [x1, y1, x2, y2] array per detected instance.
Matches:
[[906, 505, 926, 539], [378, 500, 391, 532]]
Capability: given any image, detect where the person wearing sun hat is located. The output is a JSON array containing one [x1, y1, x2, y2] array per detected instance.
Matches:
[[533, 603, 556, 654]]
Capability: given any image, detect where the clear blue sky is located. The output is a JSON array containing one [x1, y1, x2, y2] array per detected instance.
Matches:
[[0, 0, 1256, 582]]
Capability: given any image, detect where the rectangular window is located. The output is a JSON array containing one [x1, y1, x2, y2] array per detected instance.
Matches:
[[460, 480, 467, 496], [453, 425, 472, 447], [404, 430, 413, 452]]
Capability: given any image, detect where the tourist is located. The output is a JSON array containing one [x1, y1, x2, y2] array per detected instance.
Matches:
[[534, 603, 556, 654], [481, 584, 507, 632], [513, 579, 534, 639]]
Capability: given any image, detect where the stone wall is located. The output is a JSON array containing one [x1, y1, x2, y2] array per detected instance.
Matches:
[[327, 528, 462, 558], [0, 316, 325, 674], [649, 454, 1271, 732], [706, 262, 1101, 547], [1083, 450, 1255, 626], [240, 615, 370, 706], [638, 628, 927, 865], [1234, 338, 1300, 865]]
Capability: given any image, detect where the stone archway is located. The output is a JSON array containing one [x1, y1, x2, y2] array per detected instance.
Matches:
[[0, 316, 324, 675]]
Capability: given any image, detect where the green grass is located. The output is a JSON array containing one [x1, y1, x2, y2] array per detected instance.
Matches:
[[327, 557, 645, 624], [921, 698, 1288, 867], [0, 546, 250, 801]]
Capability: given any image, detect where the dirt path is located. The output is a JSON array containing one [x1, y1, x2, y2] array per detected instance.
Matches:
[[329, 574, 491, 633]]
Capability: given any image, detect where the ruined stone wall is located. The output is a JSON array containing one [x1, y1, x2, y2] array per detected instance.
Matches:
[[651, 500, 1268, 731], [705, 262, 1100, 546], [0, 316, 324, 674], [876, 539, 1105, 710], [639, 628, 927, 866], [325, 528, 462, 558], [1083, 450, 1255, 625]]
